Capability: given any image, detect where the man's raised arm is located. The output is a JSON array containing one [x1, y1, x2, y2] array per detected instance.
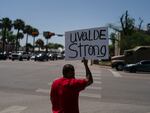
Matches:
[[82, 58, 93, 86]]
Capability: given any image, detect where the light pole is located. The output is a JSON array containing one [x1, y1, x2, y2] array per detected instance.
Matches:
[[55, 34, 64, 37], [32, 31, 39, 53], [43, 31, 55, 53], [35, 31, 64, 53]]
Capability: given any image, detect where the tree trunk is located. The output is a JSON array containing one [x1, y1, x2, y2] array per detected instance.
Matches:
[[46, 39, 48, 53], [33, 36, 35, 53], [26, 34, 28, 53], [2, 28, 6, 53], [15, 29, 19, 52]]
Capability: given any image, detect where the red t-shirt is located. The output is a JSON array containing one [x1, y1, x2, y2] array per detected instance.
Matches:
[[50, 77, 88, 113]]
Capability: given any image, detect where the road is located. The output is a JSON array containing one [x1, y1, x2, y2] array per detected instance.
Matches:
[[0, 60, 150, 113]]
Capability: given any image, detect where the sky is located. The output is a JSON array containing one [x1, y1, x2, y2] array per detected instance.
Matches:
[[0, 0, 150, 46]]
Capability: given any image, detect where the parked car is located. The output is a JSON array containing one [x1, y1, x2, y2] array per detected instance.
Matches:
[[8, 52, 12, 59], [48, 53, 58, 60], [11, 51, 30, 61], [0, 52, 7, 60], [124, 60, 150, 73], [30, 53, 38, 60], [35, 52, 49, 61], [57, 53, 64, 59], [111, 46, 150, 71]]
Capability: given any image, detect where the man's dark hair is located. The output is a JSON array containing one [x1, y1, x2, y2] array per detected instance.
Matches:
[[63, 64, 74, 76]]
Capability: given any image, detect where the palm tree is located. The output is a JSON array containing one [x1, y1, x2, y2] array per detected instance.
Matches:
[[13, 19, 25, 52], [35, 38, 44, 51], [1, 17, 12, 53], [31, 28, 39, 52], [18, 32, 24, 48], [23, 25, 32, 52]]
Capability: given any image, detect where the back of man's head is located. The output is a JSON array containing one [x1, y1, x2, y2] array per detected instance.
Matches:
[[62, 64, 75, 78]]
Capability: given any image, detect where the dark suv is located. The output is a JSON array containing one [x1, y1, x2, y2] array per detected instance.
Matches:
[[124, 60, 150, 72], [35, 52, 49, 61], [11, 52, 30, 61], [0, 52, 7, 60]]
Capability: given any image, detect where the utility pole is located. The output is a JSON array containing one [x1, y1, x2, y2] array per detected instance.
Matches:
[[43, 31, 55, 53]]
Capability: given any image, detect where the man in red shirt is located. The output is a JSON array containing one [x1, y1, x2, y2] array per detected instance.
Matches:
[[50, 58, 93, 113]]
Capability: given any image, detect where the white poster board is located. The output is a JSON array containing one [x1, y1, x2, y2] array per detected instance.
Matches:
[[65, 27, 109, 60]]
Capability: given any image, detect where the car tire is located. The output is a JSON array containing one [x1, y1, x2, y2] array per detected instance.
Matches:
[[116, 64, 124, 71], [27, 57, 30, 61], [19, 57, 23, 61]]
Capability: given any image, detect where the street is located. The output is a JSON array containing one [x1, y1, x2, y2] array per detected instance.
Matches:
[[0, 60, 150, 113]]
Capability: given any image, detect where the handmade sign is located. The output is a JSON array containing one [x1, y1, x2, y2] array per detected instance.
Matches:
[[65, 27, 109, 60]]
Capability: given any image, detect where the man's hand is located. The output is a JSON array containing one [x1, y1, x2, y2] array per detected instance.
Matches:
[[82, 57, 88, 66]]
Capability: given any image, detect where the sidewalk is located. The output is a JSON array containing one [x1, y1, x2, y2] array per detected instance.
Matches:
[[91, 63, 111, 69]]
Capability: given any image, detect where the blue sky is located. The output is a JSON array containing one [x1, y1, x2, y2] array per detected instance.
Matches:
[[0, 0, 150, 46]]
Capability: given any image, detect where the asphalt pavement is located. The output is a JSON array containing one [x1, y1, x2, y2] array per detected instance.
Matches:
[[0, 60, 150, 113]]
